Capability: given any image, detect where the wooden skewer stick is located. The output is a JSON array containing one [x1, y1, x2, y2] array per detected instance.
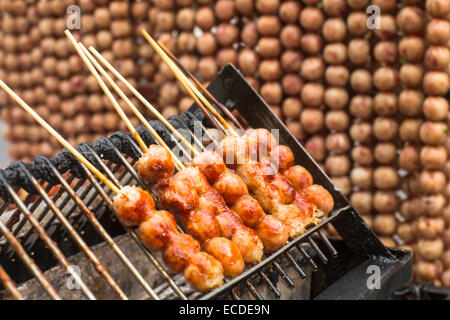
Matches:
[[65, 30, 147, 153], [0, 79, 120, 195], [141, 30, 233, 137], [79, 43, 186, 170], [87, 47, 199, 156], [142, 30, 239, 137], [157, 40, 245, 132]]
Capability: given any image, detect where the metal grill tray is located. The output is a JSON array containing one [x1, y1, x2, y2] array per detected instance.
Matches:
[[0, 64, 412, 300]]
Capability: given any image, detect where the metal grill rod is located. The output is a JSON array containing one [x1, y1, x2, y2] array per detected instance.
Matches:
[[48, 164, 160, 300], [21, 172, 127, 300], [0, 263, 23, 300], [0, 179, 95, 300], [0, 219, 60, 299]]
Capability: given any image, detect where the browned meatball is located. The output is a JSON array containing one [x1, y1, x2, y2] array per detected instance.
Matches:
[[399, 64, 424, 88], [300, 82, 324, 107], [350, 122, 373, 143], [348, 39, 370, 65], [325, 110, 350, 131], [420, 145, 447, 169], [184, 252, 224, 292], [347, 12, 368, 36], [163, 232, 201, 273], [423, 97, 449, 121], [419, 170, 447, 194], [300, 109, 324, 133], [423, 71, 449, 96], [420, 121, 447, 145], [399, 36, 425, 62], [373, 14, 397, 40], [113, 186, 155, 227], [396, 6, 425, 35], [351, 146, 373, 166], [373, 167, 399, 190], [285, 165, 313, 191], [373, 67, 399, 91], [303, 184, 334, 214], [191, 151, 226, 184], [204, 237, 244, 278], [255, 214, 289, 252], [322, 18, 346, 42], [325, 155, 351, 176], [349, 95, 373, 120], [301, 57, 325, 81], [424, 46, 450, 71], [138, 210, 177, 251], [373, 117, 398, 141], [374, 41, 397, 64], [374, 143, 396, 164], [426, 0, 450, 18], [426, 19, 450, 45], [350, 167, 372, 189], [300, 33, 324, 56], [159, 179, 199, 215], [399, 146, 421, 172], [400, 119, 422, 143], [374, 191, 399, 213], [299, 7, 324, 32], [350, 192, 372, 215], [398, 90, 423, 117], [323, 43, 347, 65], [373, 214, 397, 236], [138, 145, 175, 185]]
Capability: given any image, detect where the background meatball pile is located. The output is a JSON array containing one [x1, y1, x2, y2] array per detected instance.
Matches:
[[0, 0, 450, 286]]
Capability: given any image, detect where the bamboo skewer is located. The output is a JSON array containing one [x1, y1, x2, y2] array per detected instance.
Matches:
[[157, 40, 245, 132], [87, 47, 199, 155], [0, 79, 120, 195], [142, 30, 236, 137], [77, 43, 186, 170], [65, 31, 147, 153]]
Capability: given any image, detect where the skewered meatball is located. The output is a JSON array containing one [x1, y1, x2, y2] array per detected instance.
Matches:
[[399, 64, 424, 88], [399, 36, 426, 62], [299, 7, 324, 32], [373, 214, 397, 236], [301, 33, 324, 56], [374, 191, 399, 213], [419, 170, 447, 195], [396, 6, 425, 35], [423, 97, 449, 121], [426, 19, 450, 45], [350, 122, 373, 143], [399, 146, 421, 172], [373, 167, 399, 190], [420, 146, 447, 170], [349, 95, 373, 120], [423, 71, 449, 96], [113, 186, 155, 227], [204, 237, 244, 277], [348, 39, 370, 65], [373, 117, 398, 141], [420, 121, 447, 145], [303, 185, 334, 214]]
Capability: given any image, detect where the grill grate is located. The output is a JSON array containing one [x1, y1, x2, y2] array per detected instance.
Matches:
[[0, 65, 411, 300]]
